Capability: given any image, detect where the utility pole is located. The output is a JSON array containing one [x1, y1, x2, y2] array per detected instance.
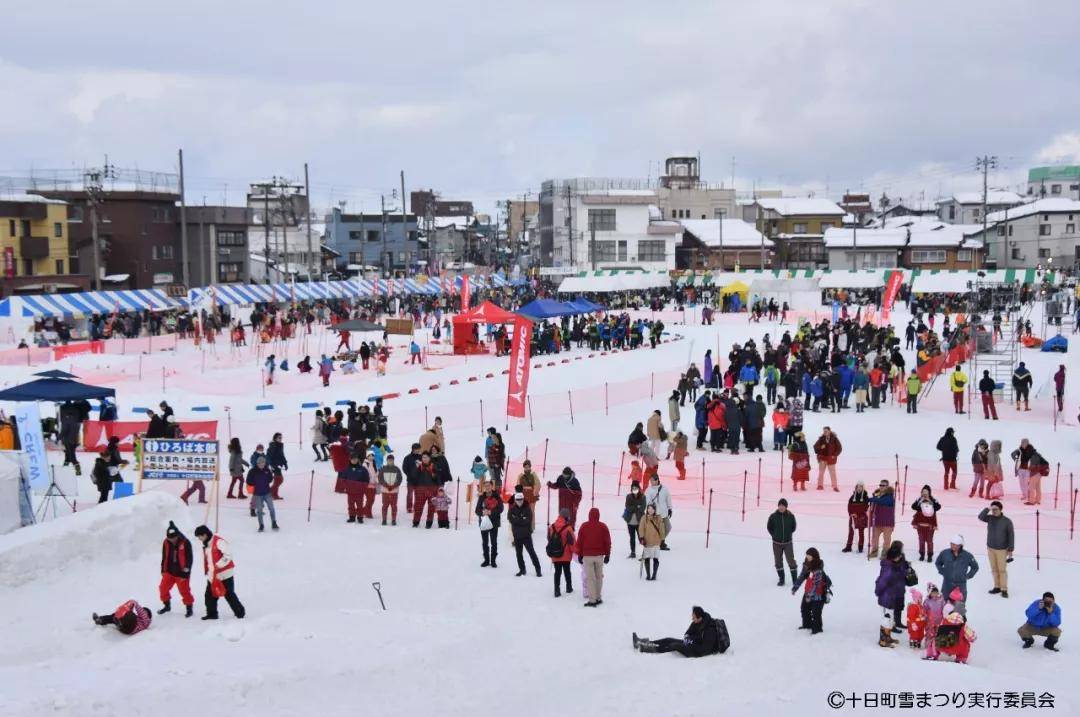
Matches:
[[718, 209, 725, 270], [400, 170, 407, 276], [250, 180, 274, 284], [564, 184, 573, 268], [380, 194, 388, 276], [84, 167, 107, 291], [304, 163, 314, 280], [178, 149, 189, 287], [852, 203, 858, 271], [976, 155, 998, 267], [197, 198, 205, 286]]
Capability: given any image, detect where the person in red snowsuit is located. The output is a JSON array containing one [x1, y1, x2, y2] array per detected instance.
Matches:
[[158, 521, 195, 617], [93, 600, 152, 635], [336, 330, 351, 352], [906, 588, 927, 648]]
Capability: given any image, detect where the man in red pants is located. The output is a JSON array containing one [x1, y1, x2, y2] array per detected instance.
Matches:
[[336, 329, 351, 352], [158, 521, 195, 617], [978, 370, 999, 420], [411, 452, 438, 527], [949, 365, 967, 414]]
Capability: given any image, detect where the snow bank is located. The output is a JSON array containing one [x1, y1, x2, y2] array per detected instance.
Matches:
[[0, 492, 192, 589]]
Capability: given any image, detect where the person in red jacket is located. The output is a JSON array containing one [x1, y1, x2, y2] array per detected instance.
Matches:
[[158, 521, 194, 617], [93, 599, 152, 635], [842, 482, 869, 553], [548, 508, 576, 597], [576, 507, 611, 607], [813, 427, 842, 491]]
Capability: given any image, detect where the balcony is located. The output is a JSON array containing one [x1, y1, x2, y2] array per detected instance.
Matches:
[[19, 235, 50, 259]]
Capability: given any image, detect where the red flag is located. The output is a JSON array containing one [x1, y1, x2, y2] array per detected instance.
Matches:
[[505, 318, 533, 419], [373, 276, 380, 297], [461, 274, 470, 310], [881, 269, 903, 322]]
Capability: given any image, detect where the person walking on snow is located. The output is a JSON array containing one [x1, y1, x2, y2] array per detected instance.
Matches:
[[548, 508, 576, 597], [378, 454, 403, 525], [644, 475, 673, 550], [813, 427, 841, 491], [193, 525, 245, 620], [508, 491, 542, 577], [266, 433, 288, 500], [767, 498, 798, 586], [949, 364, 968, 414], [911, 486, 941, 562], [476, 482, 503, 568], [875, 541, 911, 646], [934, 535, 979, 601], [1053, 365, 1066, 413], [576, 507, 611, 607], [226, 438, 249, 499], [157, 521, 194, 617], [638, 504, 667, 581], [970, 439, 989, 498], [842, 481, 869, 553], [623, 480, 646, 558], [245, 455, 279, 532], [935, 428, 959, 490], [547, 467, 583, 526], [668, 391, 681, 433], [978, 370, 999, 420], [646, 410, 666, 457], [792, 547, 831, 634], [867, 479, 895, 558], [339, 454, 370, 524], [979, 501, 1014, 598], [318, 354, 333, 387]]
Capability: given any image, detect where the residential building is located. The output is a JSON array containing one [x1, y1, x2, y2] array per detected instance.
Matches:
[[677, 218, 773, 270], [505, 198, 538, 269], [878, 196, 939, 221], [970, 198, 1080, 269], [1026, 166, 1080, 201], [839, 192, 874, 225], [324, 208, 421, 273], [31, 187, 182, 289], [0, 195, 91, 296], [752, 197, 845, 268], [181, 206, 252, 286], [428, 215, 479, 269], [655, 156, 737, 222], [247, 182, 319, 282], [935, 191, 1022, 225], [538, 178, 679, 271], [823, 217, 982, 270], [410, 190, 474, 218]]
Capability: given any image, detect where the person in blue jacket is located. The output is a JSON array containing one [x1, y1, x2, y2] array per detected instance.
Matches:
[[809, 375, 824, 412], [1018, 592, 1061, 651], [694, 391, 711, 450], [801, 372, 813, 410], [245, 456, 279, 532], [838, 364, 854, 409], [738, 360, 760, 399], [852, 366, 870, 413]]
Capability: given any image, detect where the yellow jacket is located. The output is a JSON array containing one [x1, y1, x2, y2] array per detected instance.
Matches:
[[949, 370, 968, 393]]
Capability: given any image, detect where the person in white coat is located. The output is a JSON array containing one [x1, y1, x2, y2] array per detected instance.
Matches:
[[668, 391, 681, 433], [644, 474, 673, 551]]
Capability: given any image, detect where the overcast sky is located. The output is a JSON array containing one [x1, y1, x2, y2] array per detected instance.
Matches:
[[1, 0, 1078, 216]]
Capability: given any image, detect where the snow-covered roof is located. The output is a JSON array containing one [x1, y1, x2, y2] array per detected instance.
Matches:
[[888, 198, 938, 213], [942, 191, 1022, 206], [648, 205, 662, 220], [823, 228, 907, 248], [825, 222, 980, 249], [680, 219, 773, 248], [0, 193, 67, 205], [754, 197, 845, 216], [985, 198, 1080, 223], [432, 215, 473, 230]]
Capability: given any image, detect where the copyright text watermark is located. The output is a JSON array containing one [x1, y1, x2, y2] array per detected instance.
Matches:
[[825, 692, 1055, 710]]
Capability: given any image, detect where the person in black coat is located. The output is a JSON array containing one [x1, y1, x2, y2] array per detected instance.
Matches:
[[634, 606, 724, 656], [767, 499, 798, 585], [430, 446, 453, 488], [158, 521, 195, 617], [475, 483, 504, 567], [507, 492, 542, 577], [936, 427, 959, 491], [266, 433, 288, 499], [91, 450, 115, 503], [744, 396, 766, 452], [723, 397, 743, 454]]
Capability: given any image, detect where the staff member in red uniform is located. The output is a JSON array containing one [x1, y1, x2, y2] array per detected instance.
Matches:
[[158, 521, 195, 617], [193, 525, 246, 621]]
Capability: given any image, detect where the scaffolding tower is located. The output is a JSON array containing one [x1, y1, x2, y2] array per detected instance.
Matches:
[[968, 280, 1024, 404]]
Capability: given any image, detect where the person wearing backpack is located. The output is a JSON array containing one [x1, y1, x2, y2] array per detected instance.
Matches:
[[547, 508, 576, 597], [638, 504, 667, 581], [633, 605, 727, 657], [623, 480, 646, 558], [791, 547, 830, 634]]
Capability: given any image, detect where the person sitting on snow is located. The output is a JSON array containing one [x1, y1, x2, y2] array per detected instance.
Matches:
[[632, 606, 727, 657], [92, 600, 152, 636]]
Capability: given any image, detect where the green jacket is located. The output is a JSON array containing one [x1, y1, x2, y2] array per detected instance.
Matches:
[[906, 375, 922, 394]]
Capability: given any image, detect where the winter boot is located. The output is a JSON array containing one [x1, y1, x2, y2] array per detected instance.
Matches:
[[347, 517, 356, 523], [790, 568, 798, 585], [644, 560, 653, 580], [632, 632, 640, 649], [638, 639, 659, 653], [185, 604, 193, 618], [1044, 636, 1059, 652], [271, 522, 279, 530], [74, 463, 82, 476], [157, 602, 171, 615], [1021, 637, 1035, 648], [651, 559, 659, 581], [1001, 590, 1009, 598], [841, 545, 852, 553], [776, 569, 785, 586], [879, 627, 896, 648], [201, 614, 218, 621]]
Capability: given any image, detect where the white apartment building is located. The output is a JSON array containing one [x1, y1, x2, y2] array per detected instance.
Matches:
[[935, 191, 1023, 225], [972, 198, 1080, 269]]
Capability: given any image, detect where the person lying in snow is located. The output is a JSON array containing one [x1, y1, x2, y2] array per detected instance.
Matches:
[[92, 600, 152, 636], [632, 606, 728, 656]]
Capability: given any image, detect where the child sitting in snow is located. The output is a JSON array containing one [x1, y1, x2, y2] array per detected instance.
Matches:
[[92, 600, 152, 636], [931, 611, 977, 664], [431, 488, 452, 528], [906, 588, 927, 648]]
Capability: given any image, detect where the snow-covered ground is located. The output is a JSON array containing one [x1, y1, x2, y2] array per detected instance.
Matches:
[[1, 305, 1078, 716]]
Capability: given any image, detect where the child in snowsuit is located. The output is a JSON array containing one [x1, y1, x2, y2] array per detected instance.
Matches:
[[432, 488, 452, 528], [92, 600, 152, 635], [922, 583, 946, 659], [906, 588, 927, 648], [933, 611, 976, 663]]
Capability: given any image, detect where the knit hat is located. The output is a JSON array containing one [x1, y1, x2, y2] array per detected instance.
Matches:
[[926, 582, 939, 594], [950, 534, 964, 546], [165, 521, 180, 538], [909, 588, 923, 603]]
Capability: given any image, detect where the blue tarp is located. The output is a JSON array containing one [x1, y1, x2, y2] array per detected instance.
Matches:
[[1041, 335, 1068, 352], [517, 298, 578, 320], [0, 377, 116, 402]]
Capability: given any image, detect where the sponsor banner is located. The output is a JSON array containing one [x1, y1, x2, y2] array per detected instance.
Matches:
[[461, 275, 470, 310], [505, 318, 533, 419], [140, 438, 220, 481], [14, 402, 49, 493], [881, 269, 903, 322], [82, 420, 218, 452]]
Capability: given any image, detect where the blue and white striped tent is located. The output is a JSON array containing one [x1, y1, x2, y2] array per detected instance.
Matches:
[[0, 289, 183, 318]]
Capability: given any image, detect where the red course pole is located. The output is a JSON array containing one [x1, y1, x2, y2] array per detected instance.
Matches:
[[741, 470, 748, 522], [1035, 510, 1041, 572], [546, 485, 552, 528], [701, 457, 705, 505], [617, 451, 625, 496], [298, 411, 302, 448], [705, 488, 714, 548], [1054, 464, 1061, 509], [650, 372, 654, 400], [605, 382, 609, 416], [779, 449, 785, 494], [902, 466, 909, 510], [542, 438, 549, 480], [1070, 487, 1077, 541], [894, 453, 900, 486], [590, 460, 596, 508], [306, 470, 314, 523], [454, 477, 461, 530], [756, 457, 762, 508], [425, 405, 429, 429], [568, 391, 575, 425]]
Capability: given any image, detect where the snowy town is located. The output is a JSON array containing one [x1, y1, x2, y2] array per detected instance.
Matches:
[[1, 3, 1079, 717]]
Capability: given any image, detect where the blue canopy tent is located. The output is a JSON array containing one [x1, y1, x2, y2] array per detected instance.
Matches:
[[0, 377, 116, 402], [569, 298, 606, 312], [2, 289, 182, 318], [516, 298, 578, 320], [1041, 335, 1068, 353]]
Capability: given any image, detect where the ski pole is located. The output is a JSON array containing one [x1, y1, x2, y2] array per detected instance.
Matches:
[[371, 581, 386, 610]]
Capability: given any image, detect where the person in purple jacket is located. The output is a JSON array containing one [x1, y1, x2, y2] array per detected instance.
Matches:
[[874, 541, 910, 647], [867, 480, 895, 559]]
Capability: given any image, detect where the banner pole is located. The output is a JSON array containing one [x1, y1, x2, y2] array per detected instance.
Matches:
[[705, 488, 713, 549], [568, 391, 574, 425], [1054, 464, 1060, 510], [590, 460, 596, 508], [701, 457, 705, 505], [756, 457, 762, 508], [741, 470, 747, 522], [1035, 510, 1041, 572], [528, 396, 534, 431], [546, 485, 551, 528], [479, 399, 485, 436], [616, 451, 625, 496], [779, 449, 784, 493], [454, 477, 461, 530]]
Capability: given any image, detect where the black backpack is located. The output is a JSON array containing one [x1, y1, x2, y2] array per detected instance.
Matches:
[[714, 619, 730, 654], [546, 526, 571, 558]]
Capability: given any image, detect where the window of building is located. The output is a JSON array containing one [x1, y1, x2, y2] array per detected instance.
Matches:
[[348, 252, 364, 264], [713, 208, 726, 219], [55, 259, 64, 274], [637, 240, 666, 262], [152, 207, 171, 223], [587, 208, 616, 231], [408, 231, 418, 242], [54, 222, 63, 238], [948, 205, 956, 220], [348, 230, 364, 240], [617, 240, 627, 261], [1039, 224, 1051, 236], [1038, 248, 1051, 258], [792, 223, 807, 234], [1066, 224, 1076, 234], [7, 219, 14, 236], [590, 240, 617, 262], [1051, 184, 1062, 195], [1011, 247, 1022, 260], [996, 225, 1006, 237], [910, 249, 946, 264], [972, 208, 981, 219], [69, 205, 84, 222], [1008, 225, 1013, 236], [366, 230, 380, 242], [218, 262, 242, 282], [152, 245, 174, 260], [398, 252, 408, 264], [217, 230, 246, 247], [22, 259, 32, 276], [820, 223, 834, 232], [957, 249, 972, 261]]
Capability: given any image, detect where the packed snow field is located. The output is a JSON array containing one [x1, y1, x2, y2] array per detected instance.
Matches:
[[1, 306, 1078, 716]]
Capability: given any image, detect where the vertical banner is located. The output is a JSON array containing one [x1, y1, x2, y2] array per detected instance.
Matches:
[[3, 247, 14, 278], [831, 299, 839, 323], [461, 274, 470, 311], [881, 269, 903, 322], [505, 318, 533, 419], [14, 403, 49, 493], [373, 275, 380, 297]]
